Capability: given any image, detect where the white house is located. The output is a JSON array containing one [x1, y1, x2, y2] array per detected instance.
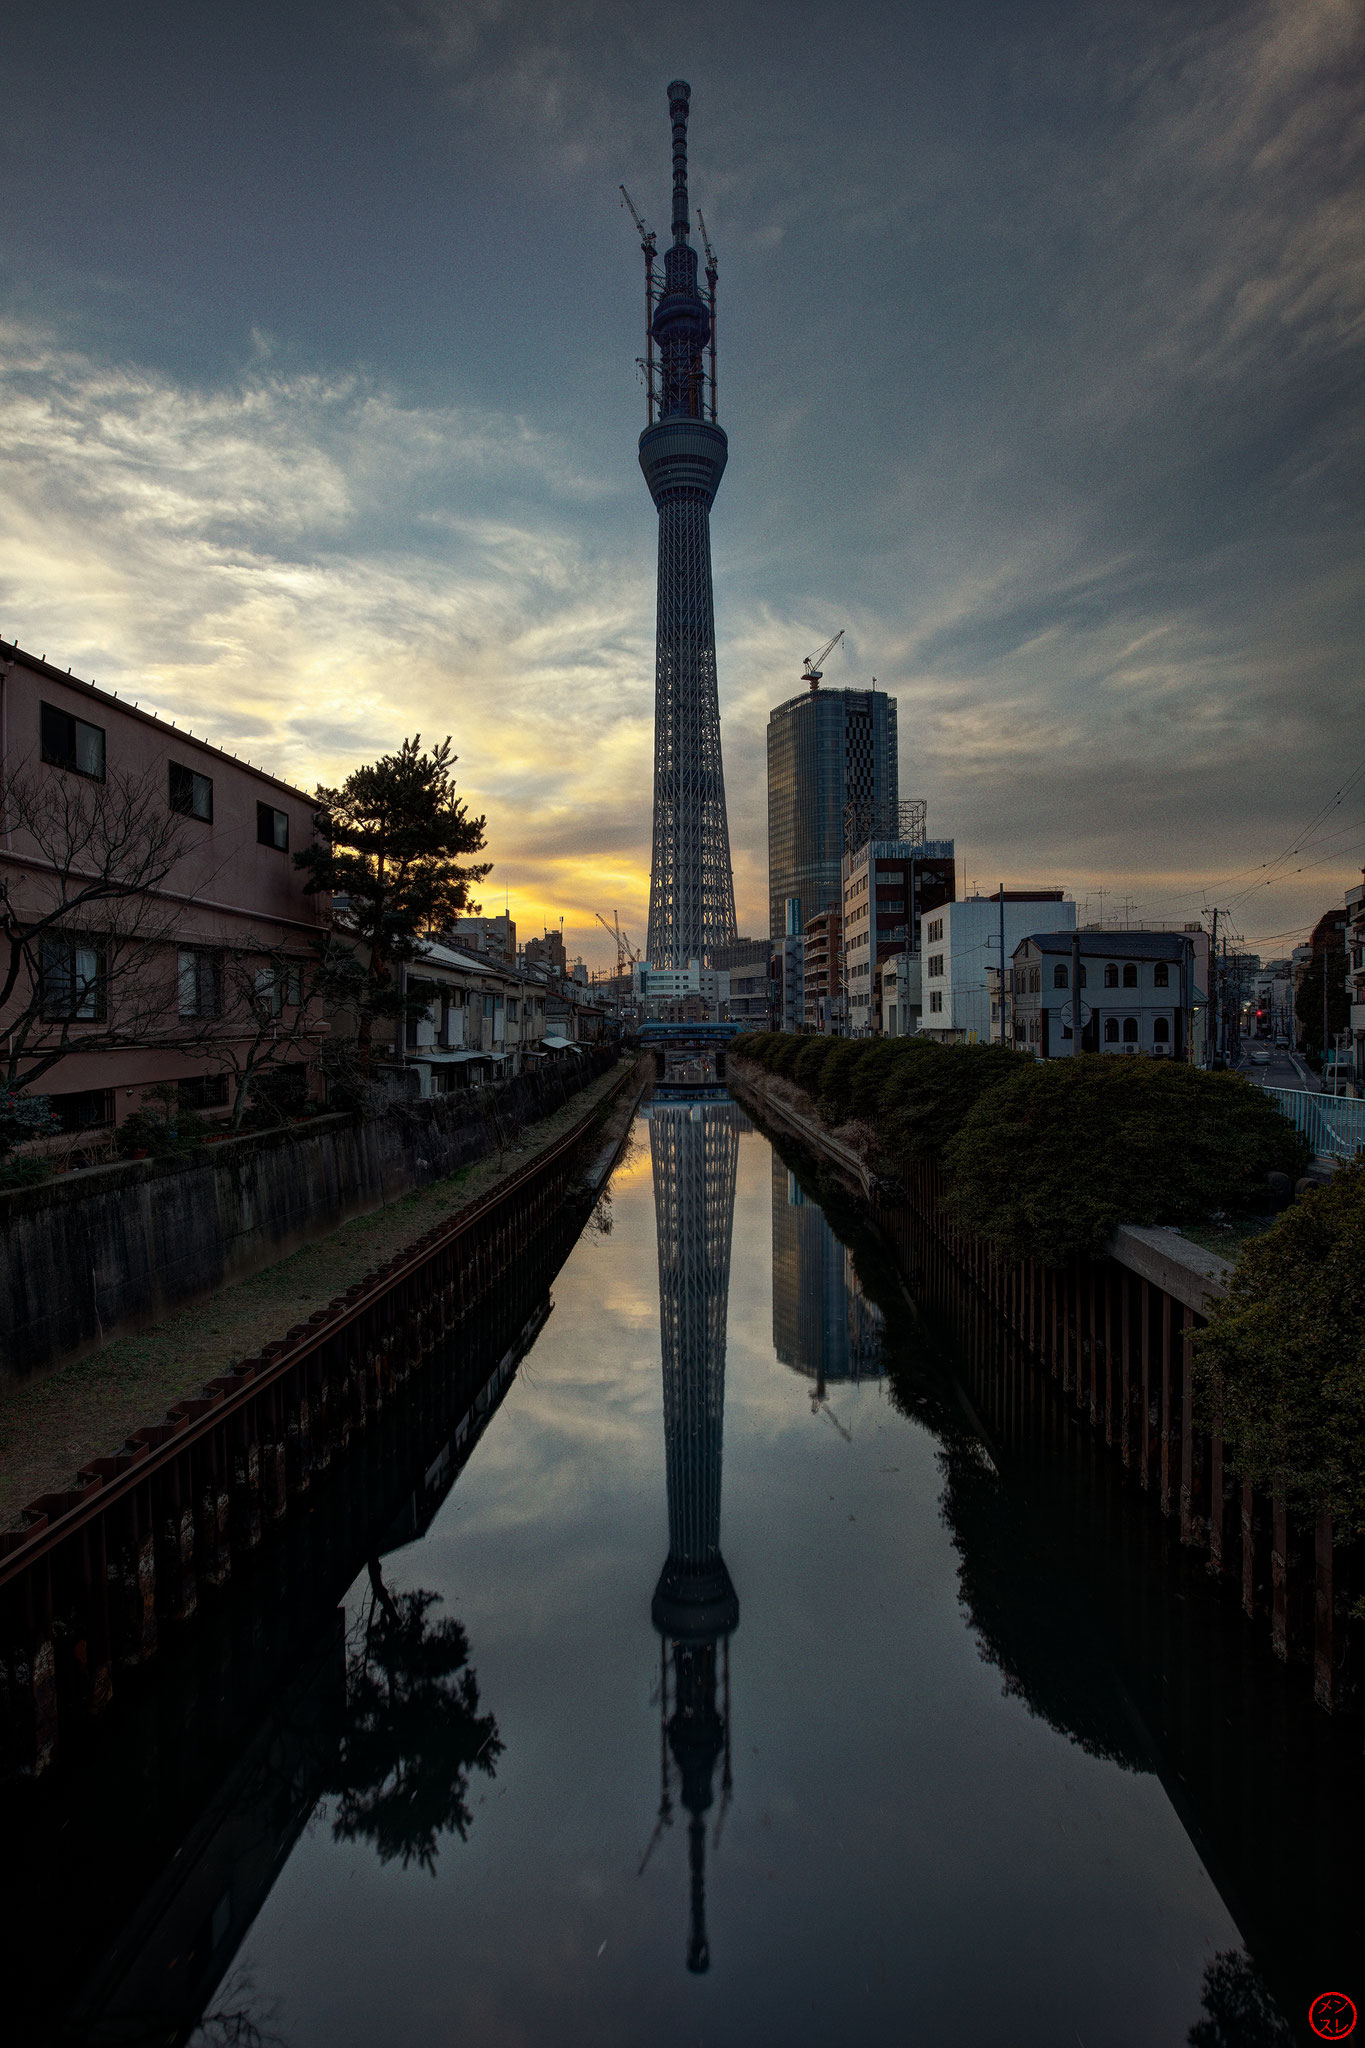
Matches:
[[1010, 929, 1209, 1061], [918, 892, 1074, 1044]]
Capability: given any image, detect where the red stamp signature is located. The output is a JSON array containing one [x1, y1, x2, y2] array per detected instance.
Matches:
[[1310, 1993, 1358, 2041]]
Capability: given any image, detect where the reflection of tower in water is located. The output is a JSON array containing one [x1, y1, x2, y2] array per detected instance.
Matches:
[[647, 1098, 742, 1975], [771, 1156, 885, 1410]]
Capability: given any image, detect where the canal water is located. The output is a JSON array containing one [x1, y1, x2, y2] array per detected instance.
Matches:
[[7, 1096, 1354, 2045]]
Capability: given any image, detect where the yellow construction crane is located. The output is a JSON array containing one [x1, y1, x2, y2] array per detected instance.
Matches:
[[802, 629, 845, 693]]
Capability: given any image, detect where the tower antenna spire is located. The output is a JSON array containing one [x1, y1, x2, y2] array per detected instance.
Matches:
[[669, 78, 691, 244]]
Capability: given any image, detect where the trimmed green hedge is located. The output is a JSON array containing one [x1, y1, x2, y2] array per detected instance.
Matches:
[[1192, 1160, 1365, 1533], [941, 1056, 1309, 1262], [730, 1032, 1310, 1261]]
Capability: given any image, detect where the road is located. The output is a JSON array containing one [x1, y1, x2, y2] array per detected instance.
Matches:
[[1236, 1043, 1317, 1092]]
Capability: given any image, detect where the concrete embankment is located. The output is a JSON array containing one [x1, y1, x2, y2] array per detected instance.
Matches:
[[1, 1051, 621, 1383], [0, 1056, 649, 1524]]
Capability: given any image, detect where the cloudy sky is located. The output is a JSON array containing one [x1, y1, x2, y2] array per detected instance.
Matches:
[[2, 0, 1361, 967]]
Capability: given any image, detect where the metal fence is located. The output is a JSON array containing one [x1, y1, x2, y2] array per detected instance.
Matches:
[[1263, 1086, 1365, 1161]]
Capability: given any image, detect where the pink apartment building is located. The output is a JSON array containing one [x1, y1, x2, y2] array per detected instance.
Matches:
[[1, 642, 328, 1133]]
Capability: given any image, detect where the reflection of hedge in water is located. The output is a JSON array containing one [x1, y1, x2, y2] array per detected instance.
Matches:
[[1187, 1948, 1293, 2046], [935, 1432, 1148, 1772], [762, 1123, 1149, 1772]]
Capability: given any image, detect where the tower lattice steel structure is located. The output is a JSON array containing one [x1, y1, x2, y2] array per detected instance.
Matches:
[[630, 82, 737, 968], [645, 1098, 742, 1974]]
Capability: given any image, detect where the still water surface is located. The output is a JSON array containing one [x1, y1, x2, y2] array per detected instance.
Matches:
[[214, 1101, 1251, 2046]]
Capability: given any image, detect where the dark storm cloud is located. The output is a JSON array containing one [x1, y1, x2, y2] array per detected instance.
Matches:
[[0, 0, 1359, 956]]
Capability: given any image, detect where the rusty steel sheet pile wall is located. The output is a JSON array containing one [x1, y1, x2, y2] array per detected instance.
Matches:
[[0, 1069, 628, 1777], [0, 1050, 618, 1381], [728, 1060, 1360, 1723]]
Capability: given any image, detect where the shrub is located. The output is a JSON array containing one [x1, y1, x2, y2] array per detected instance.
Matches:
[[0, 1087, 60, 1158], [115, 1084, 211, 1159], [1191, 1160, 1365, 1534], [878, 1042, 1028, 1161], [790, 1036, 841, 1095], [0, 1154, 51, 1190], [941, 1056, 1310, 1264], [815, 1041, 870, 1126]]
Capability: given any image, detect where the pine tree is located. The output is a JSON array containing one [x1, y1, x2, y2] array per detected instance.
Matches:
[[294, 737, 491, 1068]]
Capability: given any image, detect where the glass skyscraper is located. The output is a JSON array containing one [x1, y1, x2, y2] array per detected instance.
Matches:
[[766, 687, 898, 942]]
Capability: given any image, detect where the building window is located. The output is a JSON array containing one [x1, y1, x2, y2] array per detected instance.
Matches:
[[1123, 1017, 1139, 1043], [254, 962, 301, 1018], [41, 702, 105, 781], [507, 999, 519, 1022], [178, 949, 221, 1019], [928, 954, 944, 978], [1153, 962, 1169, 988], [1104, 1017, 1119, 1042], [179, 1073, 230, 1111], [1029, 966, 1041, 994], [51, 1086, 114, 1132], [1078, 965, 1087, 988], [929, 990, 943, 1014], [1153, 1016, 1170, 1043], [256, 802, 289, 850], [1104, 964, 1119, 988], [1123, 962, 1138, 988], [41, 938, 105, 1020], [1054, 965, 1068, 989], [483, 993, 495, 1019], [927, 918, 943, 944], [169, 762, 214, 821]]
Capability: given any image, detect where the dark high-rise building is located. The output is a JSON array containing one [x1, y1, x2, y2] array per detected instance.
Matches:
[[767, 686, 898, 943], [630, 83, 736, 968], [646, 1096, 742, 1975]]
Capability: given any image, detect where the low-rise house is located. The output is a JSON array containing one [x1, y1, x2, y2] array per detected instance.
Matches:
[[0, 641, 328, 1135], [919, 891, 1072, 1045], [1010, 929, 1208, 1061]]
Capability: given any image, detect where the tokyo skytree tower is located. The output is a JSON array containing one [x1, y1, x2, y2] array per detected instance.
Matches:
[[626, 81, 737, 968]]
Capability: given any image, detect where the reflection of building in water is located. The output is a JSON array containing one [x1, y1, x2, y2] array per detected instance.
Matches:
[[770, 1154, 885, 1407], [646, 1096, 742, 1975]]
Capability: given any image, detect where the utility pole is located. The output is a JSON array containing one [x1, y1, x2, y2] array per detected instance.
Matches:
[[998, 883, 1007, 1048], [1209, 907, 1219, 1064]]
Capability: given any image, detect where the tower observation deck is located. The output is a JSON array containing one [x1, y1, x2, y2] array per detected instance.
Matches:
[[632, 82, 737, 970]]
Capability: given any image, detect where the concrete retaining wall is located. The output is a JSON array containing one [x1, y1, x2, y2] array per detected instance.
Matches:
[[0, 1051, 618, 1381]]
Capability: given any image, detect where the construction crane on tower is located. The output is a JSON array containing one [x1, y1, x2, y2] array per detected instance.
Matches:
[[802, 630, 845, 694], [695, 207, 719, 422], [620, 186, 658, 425]]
